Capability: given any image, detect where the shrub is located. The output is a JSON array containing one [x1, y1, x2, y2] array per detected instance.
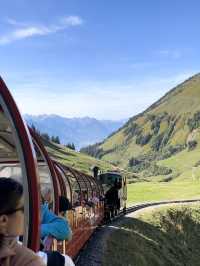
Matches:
[[194, 160, 200, 167], [136, 133, 152, 146], [143, 163, 172, 177], [162, 176, 174, 182], [129, 157, 141, 166], [151, 120, 160, 135], [161, 173, 180, 182], [151, 133, 165, 151], [151, 112, 169, 135], [188, 140, 198, 151], [159, 145, 185, 159], [41, 133, 50, 141], [124, 123, 142, 142], [51, 136, 60, 144], [65, 143, 76, 150], [129, 157, 150, 172], [80, 144, 116, 159], [187, 111, 200, 131], [146, 114, 156, 121]]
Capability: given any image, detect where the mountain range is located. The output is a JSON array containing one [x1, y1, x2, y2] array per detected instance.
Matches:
[[24, 114, 126, 150]]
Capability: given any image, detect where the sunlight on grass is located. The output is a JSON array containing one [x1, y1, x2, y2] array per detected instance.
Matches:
[[127, 180, 200, 205]]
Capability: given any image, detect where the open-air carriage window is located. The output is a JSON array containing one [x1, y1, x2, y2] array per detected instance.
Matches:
[[54, 163, 72, 203], [32, 137, 56, 212], [75, 175, 88, 202], [82, 174, 93, 199], [61, 167, 81, 206], [0, 111, 23, 185], [89, 176, 100, 197], [0, 81, 40, 252]]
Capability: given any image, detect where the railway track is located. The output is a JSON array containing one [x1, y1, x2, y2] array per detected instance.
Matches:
[[76, 199, 200, 265], [124, 198, 200, 215]]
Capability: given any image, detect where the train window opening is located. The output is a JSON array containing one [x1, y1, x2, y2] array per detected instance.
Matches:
[[61, 167, 81, 206], [0, 110, 18, 161], [83, 175, 93, 199], [54, 163, 72, 203], [33, 140, 55, 210], [0, 102, 30, 247], [0, 163, 22, 183]]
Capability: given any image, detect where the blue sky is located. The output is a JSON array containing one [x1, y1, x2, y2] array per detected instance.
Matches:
[[0, 0, 200, 119]]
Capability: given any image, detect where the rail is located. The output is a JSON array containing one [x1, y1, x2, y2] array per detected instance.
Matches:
[[122, 198, 200, 216]]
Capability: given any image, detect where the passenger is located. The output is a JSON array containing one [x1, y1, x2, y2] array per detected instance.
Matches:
[[41, 187, 53, 210], [41, 187, 52, 204], [37, 250, 75, 266], [41, 203, 72, 241], [40, 197, 74, 265], [59, 196, 72, 217], [0, 178, 45, 266], [91, 192, 99, 206], [105, 181, 119, 218], [72, 191, 79, 206]]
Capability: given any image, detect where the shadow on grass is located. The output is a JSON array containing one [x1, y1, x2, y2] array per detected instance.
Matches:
[[103, 208, 200, 266]]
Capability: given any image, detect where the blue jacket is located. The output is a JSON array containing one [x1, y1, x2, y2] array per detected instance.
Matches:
[[40, 204, 72, 241]]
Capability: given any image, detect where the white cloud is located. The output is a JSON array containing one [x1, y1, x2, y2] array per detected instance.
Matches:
[[5, 18, 28, 27], [0, 16, 83, 45], [60, 16, 83, 26], [158, 49, 182, 59]]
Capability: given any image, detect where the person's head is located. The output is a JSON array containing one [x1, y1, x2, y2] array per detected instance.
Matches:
[[0, 178, 24, 245], [59, 196, 72, 216], [41, 186, 52, 203]]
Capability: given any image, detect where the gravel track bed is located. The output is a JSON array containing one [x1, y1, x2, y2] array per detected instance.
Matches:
[[75, 226, 113, 266], [75, 219, 124, 266]]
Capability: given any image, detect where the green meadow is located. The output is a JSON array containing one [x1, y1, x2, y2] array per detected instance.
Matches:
[[127, 145, 200, 205], [127, 180, 200, 205]]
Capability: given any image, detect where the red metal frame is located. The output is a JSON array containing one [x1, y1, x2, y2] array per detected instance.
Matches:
[[0, 77, 40, 251], [60, 164, 82, 202], [29, 128, 59, 214], [54, 164, 67, 196], [53, 161, 73, 203], [81, 173, 93, 197]]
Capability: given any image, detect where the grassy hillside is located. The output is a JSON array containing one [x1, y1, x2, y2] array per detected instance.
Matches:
[[41, 138, 114, 175], [103, 204, 200, 266], [41, 138, 136, 180], [81, 73, 200, 181]]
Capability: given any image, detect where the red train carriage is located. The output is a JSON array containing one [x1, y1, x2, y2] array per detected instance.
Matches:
[[0, 77, 104, 258]]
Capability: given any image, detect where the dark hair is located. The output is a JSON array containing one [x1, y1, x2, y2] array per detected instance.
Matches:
[[0, 178, 23, 246], [59, 196, 72, 212], [0, 178, 23, 214]]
